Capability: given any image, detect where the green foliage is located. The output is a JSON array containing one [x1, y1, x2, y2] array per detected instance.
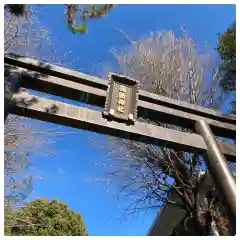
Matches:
[[65, 4, 115, 33], [72, 24, 88, 33], [217, 23, 236, 113], [5, 4, 115, 34], [80, 4, 116, 19], [5, 198, 88, 236], [218, 23, 236, 61]]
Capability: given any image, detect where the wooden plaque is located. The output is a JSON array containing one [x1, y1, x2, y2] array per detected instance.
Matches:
[[103, 73, 139, 124]]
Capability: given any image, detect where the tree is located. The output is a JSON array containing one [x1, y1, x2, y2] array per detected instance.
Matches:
[[98, 29, 232, 235], [4, 5, 47, 209], [65, 4, 116, 33], [5, 6, 94, 237], [5, 198, 88, 236], [4, 3, 69, 220], [4, 113, 53, 208], [217, 23, 236, 113], [4, 5, 53, 59], [5, 4, 116, 34], [4, 4, 96, 212]]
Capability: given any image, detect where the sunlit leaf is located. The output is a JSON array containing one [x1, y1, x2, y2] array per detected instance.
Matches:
[[72, 24, 88, 33]]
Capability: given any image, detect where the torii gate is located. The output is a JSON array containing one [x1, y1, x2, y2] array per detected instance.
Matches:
[[4, 53, 236, 235]]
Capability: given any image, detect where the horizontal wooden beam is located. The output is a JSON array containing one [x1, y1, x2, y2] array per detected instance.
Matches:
[[5, 54, 235, 125], [138, 90, 236, 125], [5, 54, 108, 90], [11, 92, 235, 161], [5, 65, 107, 108], [5, 65, 236, 139], [138, 101, 236, 139]]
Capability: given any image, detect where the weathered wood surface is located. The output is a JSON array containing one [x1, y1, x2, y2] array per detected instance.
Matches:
[[5, 54, 236, 125], [5, 62, 236, 139], [11, 92, 236, 161]]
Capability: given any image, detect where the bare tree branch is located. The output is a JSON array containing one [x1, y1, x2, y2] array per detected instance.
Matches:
[[92, 29, 231, 235]]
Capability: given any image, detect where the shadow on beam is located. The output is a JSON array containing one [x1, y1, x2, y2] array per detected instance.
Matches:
[[11, 92, 236, 161]]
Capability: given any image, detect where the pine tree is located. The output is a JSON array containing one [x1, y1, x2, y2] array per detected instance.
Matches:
[[217, 23, 236, 113]]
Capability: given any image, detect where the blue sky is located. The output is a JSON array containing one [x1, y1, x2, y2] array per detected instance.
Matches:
[[23, 4, 236, 236]]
